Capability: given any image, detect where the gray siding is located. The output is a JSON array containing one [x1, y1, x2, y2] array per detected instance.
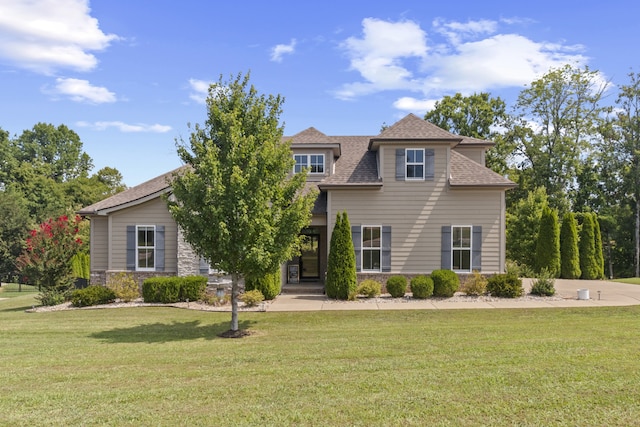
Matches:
[[453, 146, 485, 165], [328, 145, 505, 274], [110, 197, 178, 272]]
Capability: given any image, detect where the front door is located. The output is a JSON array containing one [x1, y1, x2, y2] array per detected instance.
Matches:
[[300, 233, 320, 280]]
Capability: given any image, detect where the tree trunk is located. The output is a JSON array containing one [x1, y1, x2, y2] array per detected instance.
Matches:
[[231, 272, 240, 331]]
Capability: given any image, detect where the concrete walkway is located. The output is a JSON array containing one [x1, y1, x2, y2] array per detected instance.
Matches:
[[267, 279, 640, 312]]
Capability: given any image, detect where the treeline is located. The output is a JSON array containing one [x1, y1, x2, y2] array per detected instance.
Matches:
[[426, 65, 640, 278], [0, 123, 126, 281]]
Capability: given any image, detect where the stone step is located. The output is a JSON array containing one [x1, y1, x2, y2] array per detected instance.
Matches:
[[281, 283, 325, 294]]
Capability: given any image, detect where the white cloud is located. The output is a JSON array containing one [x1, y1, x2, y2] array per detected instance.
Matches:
[[393, 97, 438, 114], [47, 77, 116, 103], [335, 18, 427, 99], [335, 17, 590, 108], [270, 39, 297, 62], [0, 0, 119, 74], [188, 78, 212, 104], [76, 121, 172, 133]]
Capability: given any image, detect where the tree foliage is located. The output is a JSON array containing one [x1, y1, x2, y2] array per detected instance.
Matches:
[[534, 206, 560, 277], [505, 65, 607, 213], [424, 92, 512, 174], [506, 187, 548, 269], [325, 211, 357, 300], [579, 213, 599, 280], [15, 214, 84, 293], [167, 72, 316, 332], [592, 213, 605, 279], [560, 212, 581, 279]]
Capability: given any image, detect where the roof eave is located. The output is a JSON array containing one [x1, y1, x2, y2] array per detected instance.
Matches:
[[318, 182, 383, 190], [290, 142, 341, 157], [78, 188, 172, 216]]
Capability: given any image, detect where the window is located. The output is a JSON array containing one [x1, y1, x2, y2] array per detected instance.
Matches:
[[362, 226, 381, 272], [293, 154, 324, 174], [406, 149, 424, 180], [452, 226, 471, 271], [137, 225, 155, 270]]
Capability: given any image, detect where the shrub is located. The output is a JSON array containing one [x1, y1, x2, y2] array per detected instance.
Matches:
[[356, 279, 381, 298], [461, 271, 487, 296], [431, 269, 460, 297], [107, 272, 139, 302], [36, 289, 67, 306], [579, 214, 599, 280], [142, 277, 180, 303], [325, 211, 357, 300], [487, 273, 523, 298], [240, 289, 264, 307], [180, 275, 207, 301], [410, 275, 434, 299], [530, 268, 556, 296], [560, 212, 581, 279], [245, 270, 281, 300], [505, 260, 534, 278], [386, 275, 407, 298], [71, 285, 116, 307], [534, 206, 560, 276]]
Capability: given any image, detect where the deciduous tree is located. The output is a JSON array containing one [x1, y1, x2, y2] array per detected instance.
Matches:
[[167, 72, 316, 334]]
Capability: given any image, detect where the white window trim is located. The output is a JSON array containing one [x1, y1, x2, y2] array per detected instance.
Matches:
[[361, 225, 382, 273], [293, 153, 325, 174], [405, 148, 425, 181], [136, 225, 156, 272], [451, 225, 472, 273]]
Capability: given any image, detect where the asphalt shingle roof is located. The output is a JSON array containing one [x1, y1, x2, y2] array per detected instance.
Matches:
[[80, 114, 515, 214]]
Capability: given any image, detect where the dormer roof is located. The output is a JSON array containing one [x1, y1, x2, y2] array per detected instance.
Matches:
[[369, 113, 462, 150]]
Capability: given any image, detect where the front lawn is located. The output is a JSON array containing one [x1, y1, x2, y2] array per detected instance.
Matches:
[[1, 294, 639, 426], [613, 277, 640, 285]]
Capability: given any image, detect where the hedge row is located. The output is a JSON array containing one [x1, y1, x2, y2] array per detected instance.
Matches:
[[383, 270, 460, 299], [142, 276, 207, 303]]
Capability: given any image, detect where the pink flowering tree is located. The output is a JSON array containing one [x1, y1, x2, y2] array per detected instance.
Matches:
[[16, 215, 85, 292]]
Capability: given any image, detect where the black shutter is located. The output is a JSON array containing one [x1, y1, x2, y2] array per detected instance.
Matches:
[[382, 226, 391, 272], [352, 225, 361, 272], [155, 226, 165, 271], [425, 149, 435, 180], [472, 226, 482, 271], [126, 226, 135, 271], [441, 226, 451, 270], [395, 149, 405, 181]]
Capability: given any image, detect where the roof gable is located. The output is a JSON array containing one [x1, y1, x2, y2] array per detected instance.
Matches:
[[286, 127, 331, 144]]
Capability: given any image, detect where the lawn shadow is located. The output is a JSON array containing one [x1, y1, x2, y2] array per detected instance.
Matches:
[[90, 319, 256, 343]]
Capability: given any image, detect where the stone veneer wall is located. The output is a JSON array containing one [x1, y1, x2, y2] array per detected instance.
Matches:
[[177, 226, 201, 277]]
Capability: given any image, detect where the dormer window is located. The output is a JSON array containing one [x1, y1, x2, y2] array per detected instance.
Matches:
[[294, 154, 325, 174], [406, 149, 424, 180]]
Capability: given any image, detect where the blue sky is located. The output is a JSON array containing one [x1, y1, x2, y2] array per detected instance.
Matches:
[[1, 0, 638, 187]]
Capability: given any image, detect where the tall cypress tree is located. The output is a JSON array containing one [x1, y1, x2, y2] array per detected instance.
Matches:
[[580, 214, 599, 279], [560, 212, 581, 279], [325, 212, 342, 298], [592, 213, 605, 279], [336, 212, 357, 300], [535, 206, 560, 276]]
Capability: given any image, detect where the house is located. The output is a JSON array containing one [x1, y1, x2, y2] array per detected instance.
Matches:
[[78, 113, 515, 287]]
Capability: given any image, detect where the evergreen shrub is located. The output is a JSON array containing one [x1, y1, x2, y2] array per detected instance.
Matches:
[[410, 275, 434, 299], [142, 277, 180, 303], [356, 279, 381, 298], [487, 273, 523, 298], [579, 214, 599, 279], [180, 275, 208, 301], [71, 285, 116, 307], [431, 269, 460, 297], [560, 212, 581, 279], [534, 206, 560, 276], [325, 211, 357, 300], [245, 270, 281, 300], [386, 275, 407, 298]]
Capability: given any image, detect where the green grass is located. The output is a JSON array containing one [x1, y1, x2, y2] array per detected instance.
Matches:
[[2, 294, 640, 426], [613, 277, 640, 285], [0, 283, 38, 298]]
